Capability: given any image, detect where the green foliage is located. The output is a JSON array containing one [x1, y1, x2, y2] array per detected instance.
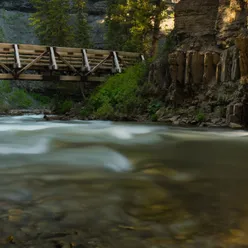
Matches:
[[0, 81, 54, 110], [56, 99, 73, 114], [94, 103, 115, 119], [0, 99, 9, 113], [105, 0, 169, 55], [30, 93, 51, 105], [148, 100, 162, 116], [82, 63, 147, 119], [0, 81, 12, 94], [73, 0, 92, 48], [196, 111, 206, 122], [162, 31, 177, 54], [151, 113, 158, 122], [8, 89, 32, 108], [147, 100, 162, 121], [30, 0, 91, 47], [0, 27, 5, 43]]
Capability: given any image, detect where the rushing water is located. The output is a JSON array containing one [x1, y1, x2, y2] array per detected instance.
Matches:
[[1, 115, 248, 247]]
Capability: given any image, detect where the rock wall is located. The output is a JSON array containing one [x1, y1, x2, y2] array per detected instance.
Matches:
[[175, 0, 219, 41], [150, 0, 248, 127]]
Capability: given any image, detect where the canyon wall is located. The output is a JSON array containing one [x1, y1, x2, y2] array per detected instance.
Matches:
[[151, 0, 248, 127]]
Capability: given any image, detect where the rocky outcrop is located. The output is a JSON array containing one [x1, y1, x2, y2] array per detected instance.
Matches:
[[149, 0, 248, 128], [236, 32, 248, 82], [175, 0, 219, 41], [175, 0, 248, 47]]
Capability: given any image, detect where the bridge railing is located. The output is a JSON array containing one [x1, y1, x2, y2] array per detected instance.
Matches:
[[0, 43, 144, 82]]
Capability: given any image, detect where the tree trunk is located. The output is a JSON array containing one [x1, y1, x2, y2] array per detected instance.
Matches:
[[150, 0, 162, 56]]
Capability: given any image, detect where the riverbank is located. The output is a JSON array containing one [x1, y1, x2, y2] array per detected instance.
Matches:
[[3, 108, 239, 129]]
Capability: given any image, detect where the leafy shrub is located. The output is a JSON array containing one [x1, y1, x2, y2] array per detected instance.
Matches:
[[151, 113, 158, 122], [0, 99, 9, 113], [30, 93, 51, 105], [196, 111, 205, 122], [94, 103, 114, 119], [8, 89, 32, 108], [0, 81, 12, 94], [83, 63, 147, 119], [148, 100, 162, 116], [56, 99, 73, 114], [162, 31, 177, 54]]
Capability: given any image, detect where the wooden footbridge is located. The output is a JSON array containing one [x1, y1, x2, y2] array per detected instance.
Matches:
[[0, 43, 144, 83]]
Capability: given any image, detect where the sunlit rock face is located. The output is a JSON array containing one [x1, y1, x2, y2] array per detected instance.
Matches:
[[216, 0, 248, 47], [148, 0, 248, 127], [174, 0, 248, 48]]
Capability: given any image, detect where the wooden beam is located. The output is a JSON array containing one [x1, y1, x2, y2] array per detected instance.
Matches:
[[82, 49, 91, 72], [0, 74, 43, 80], [86, 48, 115, 56], [0, 73, 13, 79], [14, 44, 22, 69], [112, 51, 121, 73], [16, 51, 48, 76], [49, 47, 58, 70], [18, 44, 47, 51], [117, 51, 141, 58], [0, 62, 12, 73], [86, 53, 112, 76], [56, 52, 80, 75], [0, 43, 15, 49], [56, 46, 82, 54], [0, 73, 107, 82]]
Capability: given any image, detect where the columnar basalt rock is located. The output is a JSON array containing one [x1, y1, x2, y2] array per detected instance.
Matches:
[[236, 33, 248, 83], [154, 0, 248, 127], [168, 50, 221, 87]]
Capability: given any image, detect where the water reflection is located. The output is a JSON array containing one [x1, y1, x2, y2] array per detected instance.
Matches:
[[0, 115, 248, 247]]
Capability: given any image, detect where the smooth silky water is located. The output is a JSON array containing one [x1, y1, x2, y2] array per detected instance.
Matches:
[[1, 115, 248, 247]]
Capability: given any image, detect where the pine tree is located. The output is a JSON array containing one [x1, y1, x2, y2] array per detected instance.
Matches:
[[73, 0, 92, 48], [30, 0, 74, 46], [105, 0, 129, 51]]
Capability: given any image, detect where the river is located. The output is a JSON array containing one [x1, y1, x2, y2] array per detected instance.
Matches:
[[1, 115, 248, 247]]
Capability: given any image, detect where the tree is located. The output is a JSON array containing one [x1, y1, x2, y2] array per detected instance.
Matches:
[[105, 0, 169, 55], [30, 0, 91, 47], [105, 0, 129, 51], [72, 0, 92, 48]]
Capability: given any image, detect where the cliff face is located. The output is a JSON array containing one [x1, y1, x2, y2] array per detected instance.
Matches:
[[175, 0, 219, 42], [150, 0, 248, 127]]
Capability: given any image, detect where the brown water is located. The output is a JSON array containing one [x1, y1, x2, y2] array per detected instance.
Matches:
[[1, 115, 248, 247]]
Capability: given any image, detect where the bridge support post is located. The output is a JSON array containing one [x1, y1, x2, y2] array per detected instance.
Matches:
[[112, 51, 121, 73], [79, 75, 87, 100]]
